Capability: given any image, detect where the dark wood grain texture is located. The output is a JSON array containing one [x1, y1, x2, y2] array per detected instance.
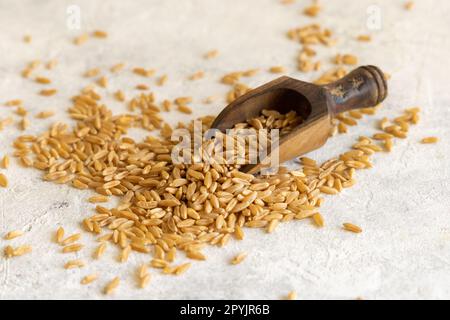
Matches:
[[323, 65, 387, 115]]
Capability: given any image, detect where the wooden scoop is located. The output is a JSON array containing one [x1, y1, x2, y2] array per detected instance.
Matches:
[[211, 65, 387, 174]]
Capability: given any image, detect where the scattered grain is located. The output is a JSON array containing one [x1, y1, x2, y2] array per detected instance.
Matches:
[[0, 173, 8, 187], [267, 219, 280, 233], [64, 259, 85, 269], [269, 66, 286, 73], [0, 155, 9, 169], [35, 76, 51, 84], [174, 96, 193, 105], [56, 227, 65, 244], [231, 252, 247, 265], [139, 274, 151, 288], [343, 223, 362, 233], [114, 90, 126, 102], [312, 213, 324, 227], [177, 105, 193, 114], [92, 30, 108, 38], [189, 71, 204, 80], [74, 34, 88, 45], [84, 68, 101, 77], [18, 118, 29, 130], [23, 35, 32, 43], [187, 250, 206, 261], [174, 263, 191, 275], [420, 137, 438, 144], [119, 245, 131, 262], [46, 60, 58, 70], [104, 277, 120, 295], [357, 34, 371, 42], [4, 245, 32, 258], [404, 1, 414, 10], [94, 243, 107, 259], [39, 89, 57, 96], [110, 63, 125, 73], [5, 99, 23, 107], [287, 291, 297, 300], [203, 96, 217, 104], [16, 106, 28, 116], [88, 195, 109, 203], [157, 74, 168, 86], [204, 49, 219, 59], [303, 3, 321, 17], [81, 274, 98, 285], [133, 67, 155, 77], [97, 76, 108, 88], [4, 230, 24, 240], [62, 243, 84, 253], [36, 111, 55, 119], [61, 233, 81, 245], [136, 84, 149, 90], [334, 54, 358, 65]]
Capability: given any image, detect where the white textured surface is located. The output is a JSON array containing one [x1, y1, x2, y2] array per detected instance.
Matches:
[[0, 0, 449, 300]]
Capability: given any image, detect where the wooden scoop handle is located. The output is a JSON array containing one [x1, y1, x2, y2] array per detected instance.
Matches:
[[323, 65, 387, 115]]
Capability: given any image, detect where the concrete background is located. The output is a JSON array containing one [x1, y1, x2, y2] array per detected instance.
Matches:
[[0, 0, 449, 299]]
